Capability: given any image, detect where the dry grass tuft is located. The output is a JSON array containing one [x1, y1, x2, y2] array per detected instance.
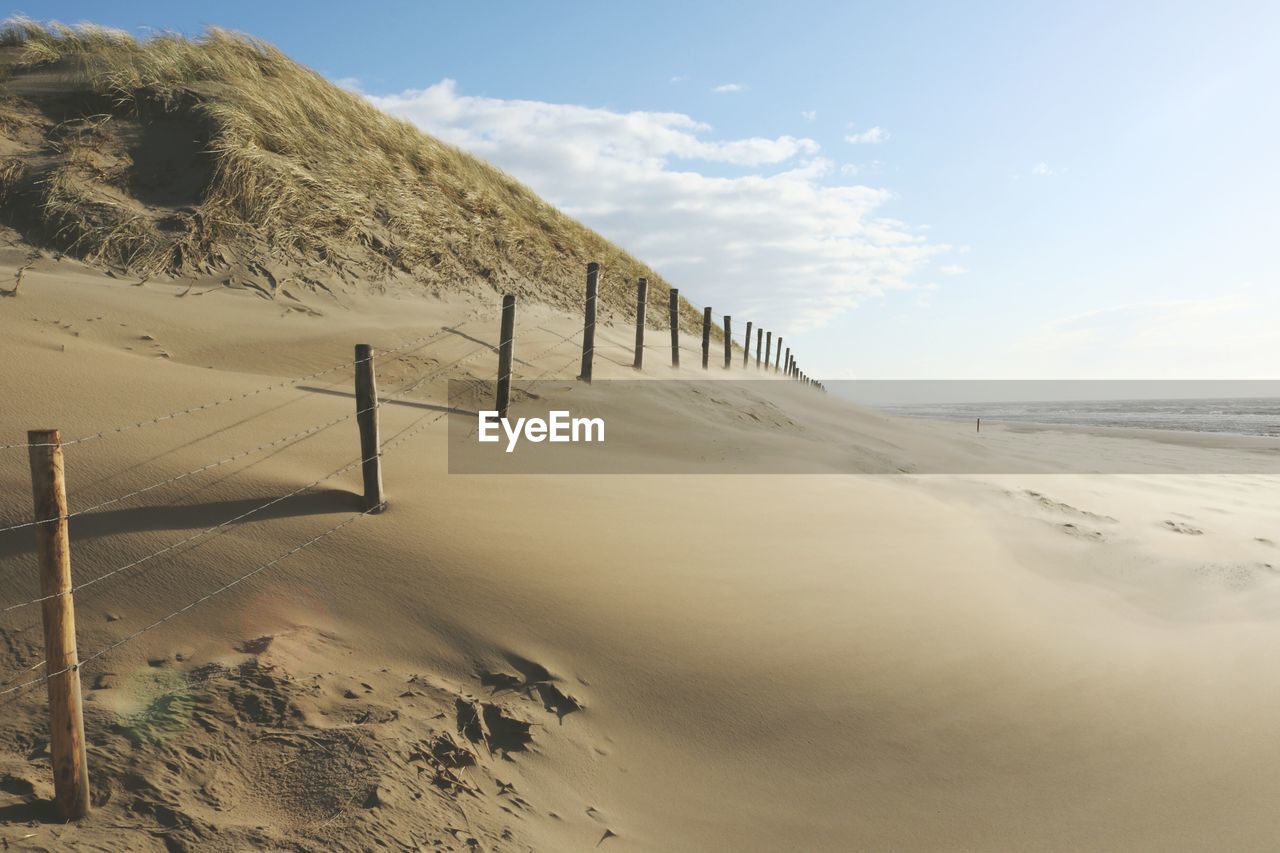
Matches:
[[0, 156, 23, 203], [0, 18, 708, 330]]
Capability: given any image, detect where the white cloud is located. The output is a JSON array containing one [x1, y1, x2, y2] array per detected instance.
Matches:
[[669, 75, 687, 84], [711, 82, 746, 93], [844, 126, 887, 144], [1031, 161, 1053, 176], [1012, 291, 1280, 377], [365, 79, 945, 330], [800, 110, 817, 121], [839, 163, 859, 176], [939, 264, 967, 275], [333, 76, 362, 93]]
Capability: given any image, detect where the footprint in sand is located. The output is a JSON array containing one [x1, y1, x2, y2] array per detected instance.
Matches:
[[1163, 520, 1204, 535], [1058, 523, 1105, 542], [1022, 490, 1117, 523]]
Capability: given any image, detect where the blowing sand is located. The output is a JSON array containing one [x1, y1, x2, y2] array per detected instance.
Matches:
[[3, 255, 1280, 851]]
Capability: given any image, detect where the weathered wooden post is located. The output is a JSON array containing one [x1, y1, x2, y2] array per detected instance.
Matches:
[[495, 295, 516, 419], [784, 348, 791, 377], [669, 288, 680, 367], [27, 430, 90, 821], [578, 262, 599, 382], [765, 332, 772, 373], [701, 307, 712, 369], [755, 328, 763, 368], [354, 345, 385, 512], [723, 316, 732, 369], [633, 277, 647, 370], [775, 337, 783, 373], [743, 321, 753, 367]]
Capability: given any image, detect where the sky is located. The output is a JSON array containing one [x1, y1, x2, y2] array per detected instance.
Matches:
[[13, 1, 1280, 379]]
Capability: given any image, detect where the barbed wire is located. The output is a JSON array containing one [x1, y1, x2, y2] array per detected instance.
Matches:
[[0, 416, 351, 538], [0, 324, 475, 536], [0, 657, 45, 692], [0, 301, 821, 696], [0, 321, 477, 452], [534, 350, 588, 382], [0, 334, 500, 617], [0, 398, 456, 699], [495, 326, 584, 386], [0, 509, 375, 697]]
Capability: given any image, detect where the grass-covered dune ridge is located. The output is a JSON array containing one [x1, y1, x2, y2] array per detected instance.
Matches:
[[0, 19, 707, 328]]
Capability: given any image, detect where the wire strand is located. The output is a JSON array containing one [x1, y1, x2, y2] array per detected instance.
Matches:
[[0, 400, 455, 699], [0, 327, 467, 536], [0, 322, 474, 451], [0, 335, 495, 617]]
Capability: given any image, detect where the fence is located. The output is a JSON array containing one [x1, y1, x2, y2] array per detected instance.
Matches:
[[0, 262, 824, 820]]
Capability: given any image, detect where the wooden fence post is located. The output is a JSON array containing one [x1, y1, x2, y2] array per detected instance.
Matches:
[[765, 332, 772, 373], [743, 321, 753, 368], [775, 338, 783, 373], [669, 288, 680, 367], [495, 295, 516, 419], [354, 345, 385, 512], [633, 277, 647, 370], [723, 316, 732, 369], [784, 348, 791, 377], [578, 262, 599, 382], [755, 328, 763, 368], [701, 307, 712, 369], [27, 430, 90, 821]]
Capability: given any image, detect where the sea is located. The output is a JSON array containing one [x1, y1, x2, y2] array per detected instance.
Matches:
[[882, 397, 1280, 437]]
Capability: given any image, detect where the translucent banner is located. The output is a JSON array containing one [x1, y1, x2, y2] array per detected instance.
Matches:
[[446, 380, 1280, 474]]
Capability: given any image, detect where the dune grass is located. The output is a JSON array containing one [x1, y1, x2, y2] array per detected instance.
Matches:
[[0, 18, 709, 330]]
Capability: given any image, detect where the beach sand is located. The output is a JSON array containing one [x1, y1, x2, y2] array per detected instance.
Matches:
[[3, 255, 1280, 851]]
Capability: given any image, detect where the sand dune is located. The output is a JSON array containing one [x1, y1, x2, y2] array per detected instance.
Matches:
[[1, 256, 1278, 851]]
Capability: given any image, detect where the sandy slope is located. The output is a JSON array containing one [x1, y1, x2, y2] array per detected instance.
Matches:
[[2, 255, 1280, 851]]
